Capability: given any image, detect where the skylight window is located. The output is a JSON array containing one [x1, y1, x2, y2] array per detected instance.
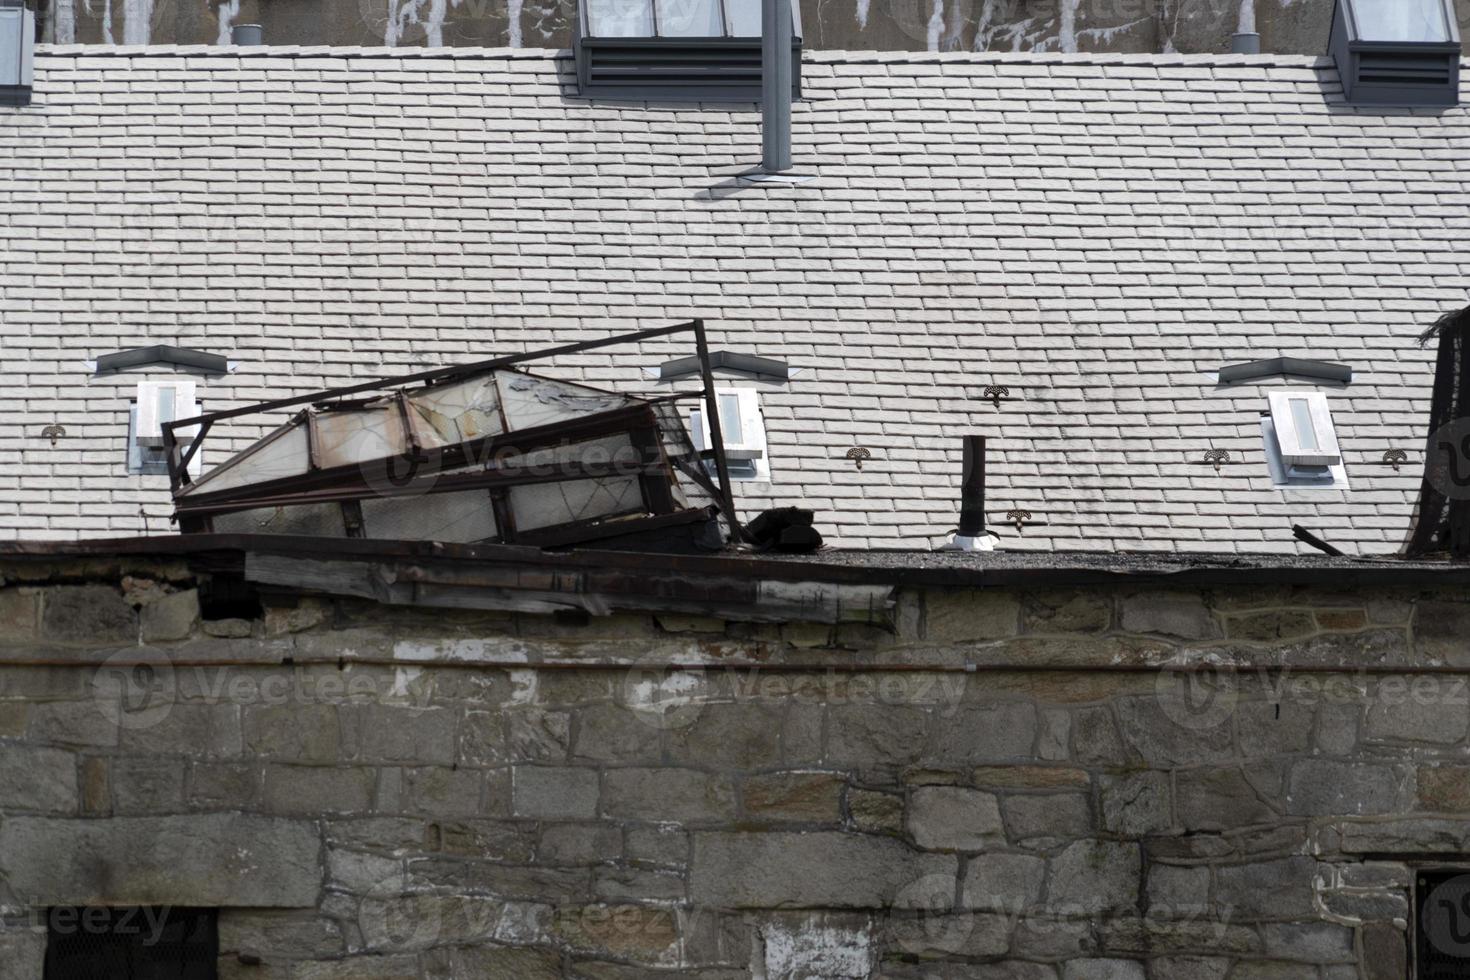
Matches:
[[690, 388, 769, 481], [1262, 390, 1348, 490], [1350, 0, 1450, 42], [129, 381, 200, 477]]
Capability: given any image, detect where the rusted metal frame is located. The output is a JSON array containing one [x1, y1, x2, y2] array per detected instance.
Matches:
[[513, 507, 714, 549], [693, 318, 744, 543], [510, 503, 653, 544], [628, 422, 677, 516], [489, 491, 517, 544], [163, 417, 213, 492], [174, 457, 673, 519], [180, 415, 308, 500], [394, 391, 423, 457], [176, 403, 662, 510], [166, 321, 698, 432], [341, 499, 366, 538], [304, 411, 322, 471]]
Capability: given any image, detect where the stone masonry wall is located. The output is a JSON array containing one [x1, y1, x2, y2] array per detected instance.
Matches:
[[0, 563, 1468, 978]]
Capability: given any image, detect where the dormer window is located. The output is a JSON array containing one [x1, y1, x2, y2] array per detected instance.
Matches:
[[1262, 390, 1349, 490], [129, 381, 201, 477], [690, 388, 769, 481], [574, 0, 801, 101], [1329, 0, 1460, 105]]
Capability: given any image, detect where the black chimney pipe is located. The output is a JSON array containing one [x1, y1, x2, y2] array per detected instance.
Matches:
[[958, 435, 986, 538]]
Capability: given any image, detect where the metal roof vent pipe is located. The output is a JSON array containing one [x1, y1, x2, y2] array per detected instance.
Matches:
[[739, 0, 813, 185], [1232, 0, 1261, 52], [231, 23, 264, 45], [0, 0, 34, 109], [940, 435, 997, 552]]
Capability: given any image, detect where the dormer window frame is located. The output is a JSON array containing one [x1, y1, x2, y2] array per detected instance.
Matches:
[[573, 0, 802, 102], [1261, 389, 1349, 491], [1329, 0, 1461, 106]]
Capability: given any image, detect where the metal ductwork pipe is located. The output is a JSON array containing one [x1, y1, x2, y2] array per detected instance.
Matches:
[[761, 0, 792, 173], [941, 435, 995, 551], [231, 23, 264, 45]]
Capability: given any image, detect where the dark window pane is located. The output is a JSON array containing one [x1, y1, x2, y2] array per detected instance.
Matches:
[[45, 907, 218, 980]]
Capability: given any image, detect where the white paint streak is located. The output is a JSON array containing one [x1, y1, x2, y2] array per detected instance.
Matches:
[[385, 0, 465, 47], [507, 668, 538, 705], [1057, 0, 1077, 51], [391, 638, 529, 663], [52, 0, 75, 42], [1237, 0, 1255, 33], [759, 918, 874, 979], [389, 666, 423, 698], [855, 0, 869, 28], [100, 0, 114, 44], [216, 0, 240, 44], [122, 0, 151, 45], [507, 0, 523, 46], [925, 0, 944, 50]]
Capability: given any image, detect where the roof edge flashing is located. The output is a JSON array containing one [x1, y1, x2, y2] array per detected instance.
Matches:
[[1218, 357, 1353, 386], [94, 345, 231, 377]]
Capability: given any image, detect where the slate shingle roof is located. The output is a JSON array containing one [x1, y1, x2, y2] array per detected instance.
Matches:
[[1, 45, 1465, 554]]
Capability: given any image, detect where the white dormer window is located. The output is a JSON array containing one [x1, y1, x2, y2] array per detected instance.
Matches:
[[128, 381, 201, 477], [1262, 390, 1348, 490], [689, 388, 769, 482]]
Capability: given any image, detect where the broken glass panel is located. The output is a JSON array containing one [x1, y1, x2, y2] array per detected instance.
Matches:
[[314, 402, 408, 470], [511, 433, 640, 472], [407, 376, 505, 450], [497, 371, 632, 432], [211, 502, 347, 536], [360, 490, 498, 543], [508, 476, 645, 531], [180, 422, 310, 497]]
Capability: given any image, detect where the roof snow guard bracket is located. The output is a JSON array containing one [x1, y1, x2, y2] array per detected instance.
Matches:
[[0, 0, 34, 108], [1329, 0, 1461, 106], [162, 321, 748, 552], [573, 0, 800, 101]]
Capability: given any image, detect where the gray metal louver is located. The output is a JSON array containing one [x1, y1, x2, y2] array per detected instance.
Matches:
[[576, 37, 800, 101], [0, 0, 33, 108]]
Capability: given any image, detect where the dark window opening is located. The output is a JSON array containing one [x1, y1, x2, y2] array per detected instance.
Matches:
[[44, 907, 218, 980], [1417, 869, 1470, 978], [198, 574, 264, 622]]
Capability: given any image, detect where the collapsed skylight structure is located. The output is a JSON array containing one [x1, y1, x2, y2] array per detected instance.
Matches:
[[164, 322, 744, 552]]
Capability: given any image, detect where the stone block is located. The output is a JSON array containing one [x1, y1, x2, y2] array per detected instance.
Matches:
[[1114, 696, 1232, 768], [828, 704, 928, 768], [1004, 792, 1092, 839], [0, 744, 78, 814], [1226, 963, 1317, 979], [505, 708, 571, 762], [1046, 840, 1141, 915], [1365, 682, 1469, 743], [930, 703, 1038, 763], [602, 767, 736, 823], [848, 787, 904, 834], [973, 765, 1089, 789], [1062, 961, 1145, 980], [1237, 699, 1314, 757], [669, 702, 781, 769], [445, 946, 562, 979], [1415, 600, 1470, 663], [539, 823, 621, 865], [1175, 769, 1275, 831], [1282, 760, 1406, 816], [925, 589, 1021, 643], [405, 766, 494, 819], [512, 766, 599, 819], [435, 820, 535, 862], [594, 865, 685, 902], [119, 703, 243, 758], [690, 831, 957, 908], [961, 851, 1045, 912], [1073, 707, 1130, 765], [111, 757, 185, 814], [1316, 701, 1360, 755], [81, 756, 109, 815], [1215, 857, 1318, 918], [885, 909, 1010, 958], [217, 909, 343, 960], [345, 704, 456, 766], [1360, 921, 1407, 980], [552, 903, 679, 963], [571, 703, 663, 763], [458, 709, 507, 766], [907, 786, 1004, 850], [1023, 592, 1112, 634], [264, 765, 375, 815], [27, 700, 120, 748], [244, 703, 342, 762], [626, 826, 687, 867], [42, 586, 135, 644], [1120, 591, 1218, 639], [0, 588, 38, 642], [140, 589, 199, 643], [1260, 921, 1354, 961], [1145, 865, 1209, 915], [1145, 958, 1228, 980], [0, 813, 321, 906], [0, 932, 45, 980], [1224, 610, 1317, 643], [1101, 772, 1172, 835], [1338, 818, 1470, 853], [1418, 764, 1470, 811], [743, 771, 844, 823]]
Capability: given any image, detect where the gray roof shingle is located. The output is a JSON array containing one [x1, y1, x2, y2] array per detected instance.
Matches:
[[1, 46, 1465, 553]]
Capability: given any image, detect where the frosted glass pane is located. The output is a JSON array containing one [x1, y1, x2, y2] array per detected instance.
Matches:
[[586, 0, 654, 35], [315, 404, 407, 469], [497, 372, 631, 432], [1351, 0, 1449, 40], [361, 490, 497, 543], [724, 0, 759, 34], [184, 423, 310, 496], [657, 0, 722, 35], [408, 377, 505, 450], [508, 476, 644, 531]]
